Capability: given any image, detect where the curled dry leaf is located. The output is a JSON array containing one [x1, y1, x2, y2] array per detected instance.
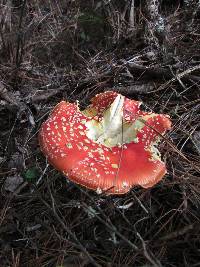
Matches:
[[39, 91, 171, 194]]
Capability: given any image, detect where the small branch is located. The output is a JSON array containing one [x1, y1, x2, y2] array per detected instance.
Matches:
[[16, 0, 27, 68], [137, 232, 162, 267], [129, 0, 135, 29], [113, 82, 154, 94], [127, 62, 200, 83], [31, 86, 66, 103]]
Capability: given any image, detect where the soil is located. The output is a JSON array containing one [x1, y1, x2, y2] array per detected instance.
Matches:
[[0, 1, 200, 266]]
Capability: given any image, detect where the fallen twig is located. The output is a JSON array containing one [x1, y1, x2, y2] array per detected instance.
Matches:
[[127, 62, 200, 83]]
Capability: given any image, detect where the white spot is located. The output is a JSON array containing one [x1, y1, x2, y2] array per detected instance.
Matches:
[[111, 164, 118, 169], [96, 187, 102, 194], [122, 181, 129, 188]]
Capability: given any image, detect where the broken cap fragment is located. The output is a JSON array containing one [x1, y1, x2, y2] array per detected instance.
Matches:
[[39, 91, 171, 194]]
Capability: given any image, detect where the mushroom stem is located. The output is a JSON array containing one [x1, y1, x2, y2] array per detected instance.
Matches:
[[97, 94, 125, 141]]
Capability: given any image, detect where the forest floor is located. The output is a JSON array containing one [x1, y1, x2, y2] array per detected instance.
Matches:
[[0, 1, 200, 266]]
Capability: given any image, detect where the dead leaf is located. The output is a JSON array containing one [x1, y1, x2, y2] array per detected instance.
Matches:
[[4, 175, 23, 192]]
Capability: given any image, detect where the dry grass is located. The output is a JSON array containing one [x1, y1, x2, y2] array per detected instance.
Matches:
[[1, 1, 200, 266]]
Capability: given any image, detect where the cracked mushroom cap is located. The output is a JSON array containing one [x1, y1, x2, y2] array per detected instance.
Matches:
[[39, 91, 171, 194]]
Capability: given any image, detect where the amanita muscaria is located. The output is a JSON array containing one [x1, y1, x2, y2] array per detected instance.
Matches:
[[39, 91, 171, 194]]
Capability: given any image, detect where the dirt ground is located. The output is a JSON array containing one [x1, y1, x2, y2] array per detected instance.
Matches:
[[1, 1, 200, 266]]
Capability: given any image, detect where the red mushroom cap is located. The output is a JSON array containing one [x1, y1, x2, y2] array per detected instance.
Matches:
[[39, 91, 171, 194]]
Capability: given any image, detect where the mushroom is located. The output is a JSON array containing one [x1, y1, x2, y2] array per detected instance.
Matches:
[[39, 91, 171, 194]]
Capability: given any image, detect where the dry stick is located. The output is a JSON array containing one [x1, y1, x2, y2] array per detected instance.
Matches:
[[127, 62, 200, 84], [114, 82, 154, 95], [38, 190, 101, 267], [16, 0, 27, 68], [129, 0, 135, 29], [150, 64, 200, 92], [31, 86, 66, 103], [131, 191, 149, 214], [137, 232, 162, 267], [152, 203, 185, 240], [36, 162, 49, 186]]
